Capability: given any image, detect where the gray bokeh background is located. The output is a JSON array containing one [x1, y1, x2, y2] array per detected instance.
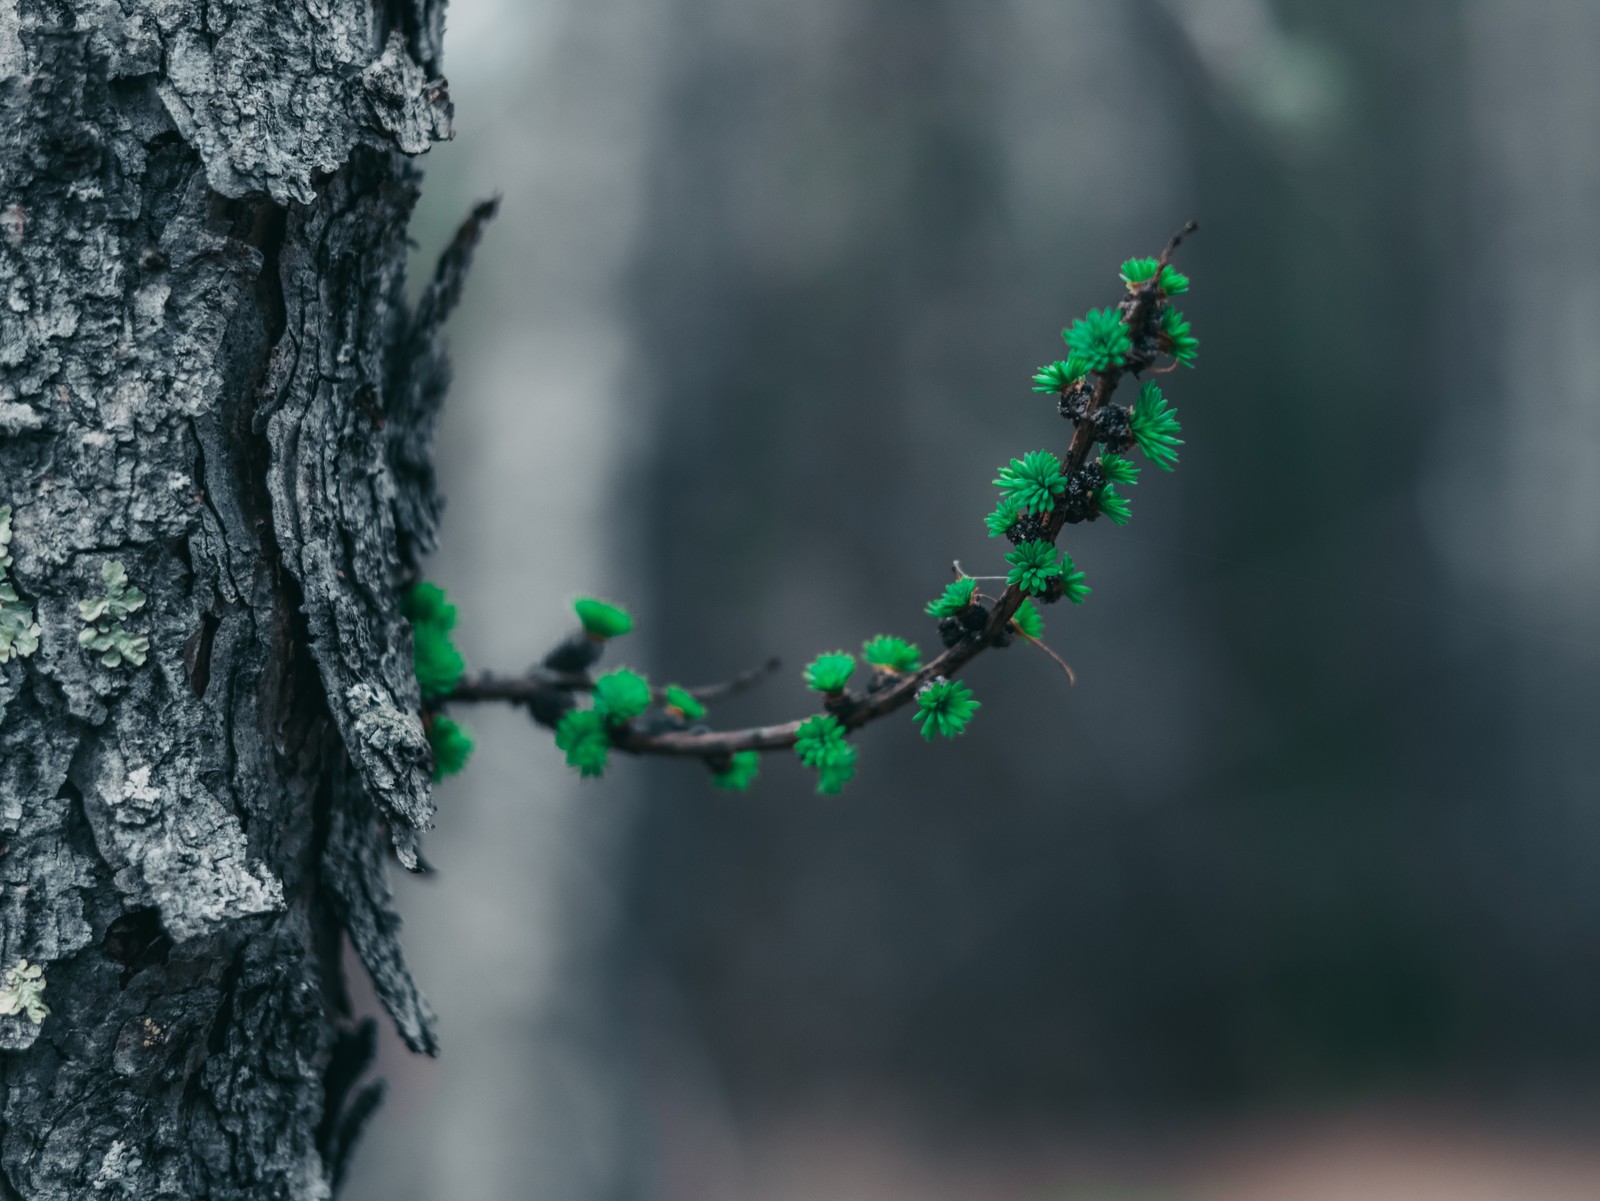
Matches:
[[349, 2, 1600, 1197]]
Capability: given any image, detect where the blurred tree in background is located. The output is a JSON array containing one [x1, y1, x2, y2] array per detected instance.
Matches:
[[352, 1, 1600, 1197]]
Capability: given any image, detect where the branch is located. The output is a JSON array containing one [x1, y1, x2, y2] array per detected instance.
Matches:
[[417, 229, 1200, 788], [620, 637, 991, 757], [443, 671, 586, 706], [681, 656, 784, 702], [444, 655, 783, 710]]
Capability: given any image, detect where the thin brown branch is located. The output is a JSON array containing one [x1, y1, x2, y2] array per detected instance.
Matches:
[[1018, 632, 1077, 683], [618, 634, 991, 758], [1161, 219, 1200, 263], [444, 670, 586, 706], [683, 656, 783, 702], [443, 655, 784, 712]]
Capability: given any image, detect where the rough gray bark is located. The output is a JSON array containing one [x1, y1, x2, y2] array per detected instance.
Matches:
[[0, 2, 473, 1195]]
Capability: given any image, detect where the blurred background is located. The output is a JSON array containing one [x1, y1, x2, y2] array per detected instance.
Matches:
[[347, 1, 1600, 1198]]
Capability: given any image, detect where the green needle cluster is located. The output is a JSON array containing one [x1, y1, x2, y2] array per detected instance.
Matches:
[[403, 580, 473, 777], [555, 709, 610, 778], [404, 581, 466, 701], [815, 747, 858, 794], [593, 668, 652, 725], [914, 677, 980, 740], [574, 596, 634, 639], [794, 714, 858, 795], [1004, 540, 1064, 595], [1131, 382, 1183, 471], [926, 577, 979, 618], [1095, 483, 1132, 525], [1057, 556, 1091, 605], [1063, 307, 1133, 371], [712, 750, 761, 791], [663, 684, 705, 721], [1099, 452, 1140, 485], [986, 495, 1023, 538], [804, 651, 857, 694], [1160, 307, 1199, 366], [1119, 257, 1190, 295], [1031, 357, 1090, 393], [993, 449, 1068, 513], [427, 715, 475, 782], [862, 634, 921, 673], [1010, 598, 1044, 640]]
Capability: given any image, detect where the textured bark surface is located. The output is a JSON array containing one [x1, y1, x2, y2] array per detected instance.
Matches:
[[0, 1, 470, 1195]]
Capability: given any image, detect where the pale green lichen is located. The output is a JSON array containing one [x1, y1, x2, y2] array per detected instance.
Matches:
[[0, 959, 48, 1025], [78, 560, 150, 668], [0, 506, 41, 664]]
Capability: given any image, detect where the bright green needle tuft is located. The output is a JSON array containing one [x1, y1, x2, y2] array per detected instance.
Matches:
[[1095, 483, 1132, 525], [926, 577, 979, 618], [411, 623, 464, 700], [814, 743, 858, 795], [1010, 598, 1044, 640], [574, 596, 634, 639], [862, 635, 921, 673], [804, 651, 857, 694], [593, 668, 652, 725], [1031, 357, 1091, 393], [663, 684, 705, 721], [1004, 540, 1063, 595], [405, 581, 465, 700], [1160, 307, 1199, 366], [1058, 553, 1091, 605], [1120, 256, 1160, 286], [794, 714, 848, 766], [1099, 452, 1140, 486], [1130, 381, 1183, 471], [795, 714, 857, 795], [1120, 257, 1188, 294], [555, 709, 610, 778], [1063, 307, 1133, 372], [427, 715, 474, 781], [402, 581, 456, 630], [993, 449, 1068, 513], [712, 751, 760, 791], [986, 495, 1023, 539], [914, 677, 981, 740]]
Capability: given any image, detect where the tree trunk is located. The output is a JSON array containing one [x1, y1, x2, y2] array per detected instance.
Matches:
[[0, 3, 472, 1195]]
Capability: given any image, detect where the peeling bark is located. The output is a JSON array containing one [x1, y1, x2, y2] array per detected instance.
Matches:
[[0, 2, 476, 1195]]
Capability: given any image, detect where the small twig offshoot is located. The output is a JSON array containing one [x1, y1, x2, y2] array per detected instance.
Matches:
[[1010, 599, 1044, 640]]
